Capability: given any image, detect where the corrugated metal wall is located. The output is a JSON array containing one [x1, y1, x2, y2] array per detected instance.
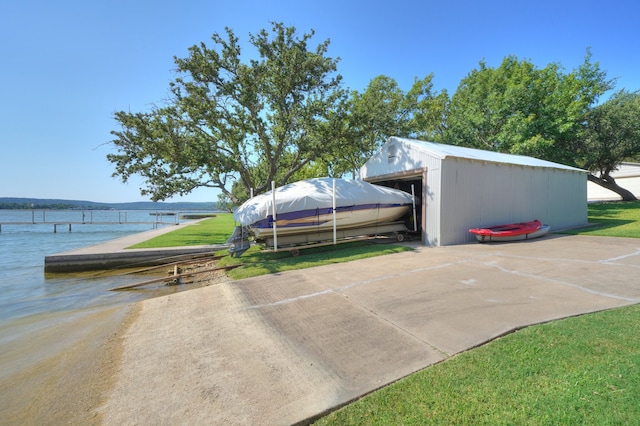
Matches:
[[438, 158, 587, 245], [361, 140, 444, 246], [416, 151, 443, 247], [361, 139, 588, 246]]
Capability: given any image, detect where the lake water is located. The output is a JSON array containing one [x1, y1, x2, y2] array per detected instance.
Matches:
[[0, 209, 203, 347]]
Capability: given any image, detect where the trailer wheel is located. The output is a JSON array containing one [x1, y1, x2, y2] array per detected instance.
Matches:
[[290, 248, 300, 257], [396, 233, 405, 242]]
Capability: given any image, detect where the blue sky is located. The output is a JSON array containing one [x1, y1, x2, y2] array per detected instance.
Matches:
[[1, 0, 638, 203]]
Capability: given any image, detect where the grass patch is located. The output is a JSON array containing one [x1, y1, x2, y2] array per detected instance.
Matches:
[[562, 201, 640, 238], [315, 305, 640, 425], [127, 214, 236, 248], [217, 241, 412, 280]]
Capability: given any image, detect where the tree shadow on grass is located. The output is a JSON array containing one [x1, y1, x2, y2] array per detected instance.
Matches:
[[560, 219, 635, 236], [588, 201, 640, 218], [584, 219, 634, 231]]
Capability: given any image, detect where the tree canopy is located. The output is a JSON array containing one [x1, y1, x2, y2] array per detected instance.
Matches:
[[444, 52, 613, 165], [326, 74, 448, 177], [108, 22, 347, 203], [581, 90, 640, 200], [108, 22, 639, 204]]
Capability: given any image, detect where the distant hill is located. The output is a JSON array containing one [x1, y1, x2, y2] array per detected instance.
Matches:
[[0, 197, 220, 211]]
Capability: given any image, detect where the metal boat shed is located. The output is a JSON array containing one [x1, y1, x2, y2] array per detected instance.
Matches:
[[359, 137, 588, 246]]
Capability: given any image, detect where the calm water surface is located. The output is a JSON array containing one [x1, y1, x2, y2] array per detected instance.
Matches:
[[0, 210, 200, 345]]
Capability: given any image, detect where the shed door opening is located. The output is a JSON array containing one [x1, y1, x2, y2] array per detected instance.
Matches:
[[366, 171, 425, 241]]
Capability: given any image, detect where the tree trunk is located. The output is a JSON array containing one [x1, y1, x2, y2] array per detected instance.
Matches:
[[588, 173, 638, 201]]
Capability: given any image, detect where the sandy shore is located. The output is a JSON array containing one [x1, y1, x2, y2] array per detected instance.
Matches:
[[0, 304, 138, 425], [0, 260, 225, 425]]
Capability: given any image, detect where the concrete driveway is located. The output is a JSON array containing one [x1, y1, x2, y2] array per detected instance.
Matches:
[[99, 234, 640, 425]]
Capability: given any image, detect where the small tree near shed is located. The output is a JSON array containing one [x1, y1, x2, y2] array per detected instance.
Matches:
[[582, 89, 640, 201]]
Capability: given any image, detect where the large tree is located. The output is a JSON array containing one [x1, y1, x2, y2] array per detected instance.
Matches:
[[581, 90, 640, 200], [108, 23, 347, 202], [328, 74, 448, 177], [444, 52, 612, 165]]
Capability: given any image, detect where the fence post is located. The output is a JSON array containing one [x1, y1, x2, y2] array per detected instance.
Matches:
[[333, 179, 337, 245], [272, 181, 277, 252]]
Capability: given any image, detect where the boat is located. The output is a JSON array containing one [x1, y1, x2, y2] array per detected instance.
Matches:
[[469, 219, 550, 242], [228, 178, 414, 255], [235, 178, 413, 239]]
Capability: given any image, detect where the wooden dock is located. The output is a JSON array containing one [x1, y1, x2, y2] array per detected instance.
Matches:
[[0, 210, 182, 233], [0, 221, 179, 233]]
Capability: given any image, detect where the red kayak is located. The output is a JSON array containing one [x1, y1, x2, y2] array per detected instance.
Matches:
[[469, 219, 550, 242]]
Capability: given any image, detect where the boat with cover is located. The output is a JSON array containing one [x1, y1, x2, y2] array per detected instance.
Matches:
[[228, 178, 414, 255], [469, 219, 550, 242]]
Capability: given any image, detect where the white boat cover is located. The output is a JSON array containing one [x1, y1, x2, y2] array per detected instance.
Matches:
[[234, 178, 413, 226]]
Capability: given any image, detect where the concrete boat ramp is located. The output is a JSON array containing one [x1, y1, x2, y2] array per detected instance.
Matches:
[[44, 221, 227, 273], [96, 233, 640, 425]]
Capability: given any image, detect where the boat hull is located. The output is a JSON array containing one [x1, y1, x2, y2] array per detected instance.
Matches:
[[472, 225, 550, 242], [250, 204, 409, 239], [469, 220, 550, 242], [233, 178, 415, 243]]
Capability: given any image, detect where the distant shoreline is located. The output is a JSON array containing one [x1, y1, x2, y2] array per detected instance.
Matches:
[[0, 197, 219, 211]]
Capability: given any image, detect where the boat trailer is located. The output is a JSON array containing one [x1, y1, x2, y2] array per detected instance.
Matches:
[[227, 222, 409, 258]]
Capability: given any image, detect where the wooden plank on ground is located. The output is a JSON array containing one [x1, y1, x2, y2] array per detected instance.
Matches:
[[111, 264, 240, 291]]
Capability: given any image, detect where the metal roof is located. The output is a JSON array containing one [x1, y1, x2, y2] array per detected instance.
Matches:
[[391, 137, 587, 173]]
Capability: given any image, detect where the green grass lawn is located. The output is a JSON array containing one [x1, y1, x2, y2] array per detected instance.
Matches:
[[127, 214, 236, 248], [562, 200, 640, 238], [315, 305, 640, 425]]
